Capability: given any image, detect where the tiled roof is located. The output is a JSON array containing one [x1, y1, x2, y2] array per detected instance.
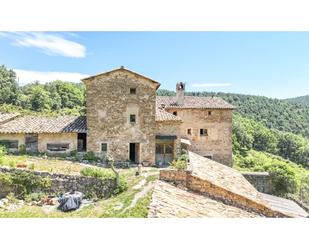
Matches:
[[156, 96, 235, 109], [0, 113, 19, 124], [82, 67, 161, 89], [0, 116, 87, 134], [148, 180, 261, 218], [155, 109, 181, 122]]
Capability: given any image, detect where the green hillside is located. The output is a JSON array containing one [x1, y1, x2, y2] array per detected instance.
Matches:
[[285, 95, 309, 106]]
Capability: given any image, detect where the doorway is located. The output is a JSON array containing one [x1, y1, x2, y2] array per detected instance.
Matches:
[[155, 141, 174, 166], [129, 143, 140, 163]]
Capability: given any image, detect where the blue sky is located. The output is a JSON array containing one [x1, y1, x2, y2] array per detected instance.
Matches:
[[0, 32, 309, 99]]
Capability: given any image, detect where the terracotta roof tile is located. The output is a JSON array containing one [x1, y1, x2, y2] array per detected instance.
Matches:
[[0, 115, 86, 134], [157, 96, 235, 109], [0, 113, 19, 124], [155, 109, 181, 122]]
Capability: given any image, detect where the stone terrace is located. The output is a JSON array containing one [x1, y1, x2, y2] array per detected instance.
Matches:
[[151, 151, 308, 218], [148, 180, 261, 218]]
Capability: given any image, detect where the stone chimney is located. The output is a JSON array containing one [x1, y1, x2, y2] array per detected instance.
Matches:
[[176, 82, 185, 105]]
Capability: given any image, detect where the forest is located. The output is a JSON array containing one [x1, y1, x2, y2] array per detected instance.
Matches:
[[1, 64, 309, 204]]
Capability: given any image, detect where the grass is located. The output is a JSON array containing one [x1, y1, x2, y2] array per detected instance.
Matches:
[[0, 166, 159, 218], [0, 154, 88, 175]]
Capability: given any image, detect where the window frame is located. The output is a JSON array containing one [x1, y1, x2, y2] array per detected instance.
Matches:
[[200, 128, 208, 136], [47, 143, 70, 152], [130, 88, 137, 94], [101, 143, 108, 153], [130, 114, 136, 123]]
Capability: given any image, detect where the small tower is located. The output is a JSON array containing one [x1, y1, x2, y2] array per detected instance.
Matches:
[[176, 82, 185, 105]]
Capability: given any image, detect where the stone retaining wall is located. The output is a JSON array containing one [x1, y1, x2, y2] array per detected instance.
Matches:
[[242, 172, 271, 194], [159, 169, 288, 217], [0, 166, 117, 199]]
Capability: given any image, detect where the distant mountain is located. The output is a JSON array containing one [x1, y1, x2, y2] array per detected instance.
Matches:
[[285, 95, 309, 106], [157, 89, 309, 139]]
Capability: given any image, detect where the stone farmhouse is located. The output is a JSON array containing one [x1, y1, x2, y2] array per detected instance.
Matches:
[[0, 67, 234, 167]]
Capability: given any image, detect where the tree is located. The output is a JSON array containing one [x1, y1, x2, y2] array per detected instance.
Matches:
[[0, 65, 19, 105]]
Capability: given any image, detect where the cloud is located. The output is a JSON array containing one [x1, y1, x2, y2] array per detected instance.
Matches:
[[0, 32, 86, 58], [14, 69, 89, 85], [191, 83, 233, 88]]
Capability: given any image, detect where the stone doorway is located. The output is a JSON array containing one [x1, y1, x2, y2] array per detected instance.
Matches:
[[155, 140, 174, 167], [129, 143, 140, 163]]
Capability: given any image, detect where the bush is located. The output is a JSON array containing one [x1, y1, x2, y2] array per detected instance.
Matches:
[[80, 167, 128, 195], [113, 175, 128, 195], [83, 151, 99, 162], [169, 159, 187, 170], [2, 171, 52, 197], [80, 167, 116, 179]]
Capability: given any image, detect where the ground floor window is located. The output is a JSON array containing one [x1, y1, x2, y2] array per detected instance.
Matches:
[[0, 140, 18, 149], [47, 143, 70, 152], [101, 143, 107, 152], [200, 129, 208, 136]]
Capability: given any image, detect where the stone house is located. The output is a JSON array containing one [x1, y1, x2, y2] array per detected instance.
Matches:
[[0, 67, 234, 166]]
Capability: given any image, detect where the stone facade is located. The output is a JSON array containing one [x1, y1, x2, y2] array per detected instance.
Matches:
[[163, 108, 233, 166], [0, 133, 77, 154], [0, 166, 117, 199], [37, 133, 77, 154], [83, 69, 158, 164]]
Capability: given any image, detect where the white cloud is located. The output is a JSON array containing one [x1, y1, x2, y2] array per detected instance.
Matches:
[[0, 32, 86, 58], [14, 69, 89, 85], [191, 83, 233, 88]]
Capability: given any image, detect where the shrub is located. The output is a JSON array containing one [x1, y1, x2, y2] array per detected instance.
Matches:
[[83, 151, 99, 162], [80, 167, 116, 179], [113, 175, 128, 195], [7, 171, 52, 197], [169, 159, 187, 170], [80, 167, 128, 195], [18, 144, 26, 154]]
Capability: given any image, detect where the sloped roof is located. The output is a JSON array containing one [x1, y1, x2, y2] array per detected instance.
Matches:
[[82, 67, 161, 89], [155, 109, 181, 122], [157, 96, 235, 109], [0, 116, 86, 134], [0, 113, 19, 124], [148, 180, 261, 218]]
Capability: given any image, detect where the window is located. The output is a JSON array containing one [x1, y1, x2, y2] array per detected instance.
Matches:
[[130, 88, 136, 94], [173, 111, 177, 116], [101, 143, 107, 152], [0, 140, 18, 149], [208, 111, 212, 115], [47, 143, 69, 152], [187, 128, 192, 135], [200, 129, 208, 136], [130, 114, 136, 123]]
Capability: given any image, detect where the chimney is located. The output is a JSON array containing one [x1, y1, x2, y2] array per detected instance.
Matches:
[[176, 82, 185, 105]]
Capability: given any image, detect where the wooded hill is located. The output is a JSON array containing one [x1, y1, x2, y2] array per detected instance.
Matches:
[[285, 95, 309, 107]]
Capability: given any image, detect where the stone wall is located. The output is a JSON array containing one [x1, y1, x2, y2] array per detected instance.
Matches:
[[242, 172, 272, 194], [0, 166, 117, 199], [38, 133, 77, 154], [0, 133, 78, 154], [159, 169, 288, 217], [84, 69, 158, 164], [0, 133, 25, 152], [164, 108, 233, 166]]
